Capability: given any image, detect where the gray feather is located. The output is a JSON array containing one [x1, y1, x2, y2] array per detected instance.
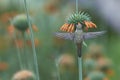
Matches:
[[55, 32, 74, 40], [83, 31, 106, 39]]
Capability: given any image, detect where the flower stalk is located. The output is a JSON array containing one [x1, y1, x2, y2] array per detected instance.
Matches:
[[23, 0, 40, 80]]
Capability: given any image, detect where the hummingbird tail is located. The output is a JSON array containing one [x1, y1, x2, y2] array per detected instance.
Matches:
[[76, 43, 82, 57]]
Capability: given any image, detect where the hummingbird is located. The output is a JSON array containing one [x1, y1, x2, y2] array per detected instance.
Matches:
[[55, 10, 106, 80], [55, 23, 106, 57], [55, 23, 106, 80]]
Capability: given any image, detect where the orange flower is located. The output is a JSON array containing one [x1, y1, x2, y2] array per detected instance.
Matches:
[[60, 23, 69, 31], [53, 37, 65, 46], [7, 25, 38, 35], [7, 25, 15, 35], [26, 38, 40, 47], [44, 3, 58, 14], [0, 13, 10, 23], [32, 25, 38, 32], [9, 11, 18, 18], [106, 69, 114, 76], [26, 25, 39, 34], [15, 40, 23, 48], [67, 24, 74, 32], [104, 77, 109, 80], [7, 25, 39, 48], [60, 23, 75, 32], [84, 21, 97, 29], [0, 12, 18, 23], [14, 38, 40, 48], [0, 62, 9, 71]]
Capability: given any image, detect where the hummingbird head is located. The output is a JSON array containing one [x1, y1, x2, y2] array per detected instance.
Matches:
[[76, 23, 82, 30]]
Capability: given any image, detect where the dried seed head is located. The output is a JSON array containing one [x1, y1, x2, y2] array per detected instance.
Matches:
[[12, 70, 35, 80], [12, 14, 31, 32], [58, 54, 75, 66], [97, 58, 114, 76], [84, 59, 97, 73], [88, 43, 104, 58], [87, 71, 107, 80], [57, 54, 75, 72]]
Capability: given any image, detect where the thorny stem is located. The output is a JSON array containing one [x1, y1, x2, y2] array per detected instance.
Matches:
[[23, 0, 40, 80]]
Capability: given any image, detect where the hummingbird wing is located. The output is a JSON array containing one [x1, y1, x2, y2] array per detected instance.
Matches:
[[83, 31, 106, 39], [55, 32, 74, 40]]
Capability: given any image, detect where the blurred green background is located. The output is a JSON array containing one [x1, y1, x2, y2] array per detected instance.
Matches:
[[0, 0, 120, 80]]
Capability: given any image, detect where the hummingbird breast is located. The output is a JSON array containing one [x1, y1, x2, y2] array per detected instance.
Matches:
[[74, 30, 83, 43]]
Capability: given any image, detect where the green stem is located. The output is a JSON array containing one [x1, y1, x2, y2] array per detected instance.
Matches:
[[76, 43, 82, 80], [55, 60, 61, 80], [21, 32, 27, 69], [22, 32, 31, 69], [76, 0, 79, 13], [14, 33, 24, 70], [78, 57, 82, 80], [23, 0, 40, 80], [23, 32, 33, 71]]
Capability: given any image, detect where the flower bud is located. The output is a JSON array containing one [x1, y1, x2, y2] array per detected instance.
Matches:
[[12, 14, 31, 32], [12, 70, 35, 80]]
